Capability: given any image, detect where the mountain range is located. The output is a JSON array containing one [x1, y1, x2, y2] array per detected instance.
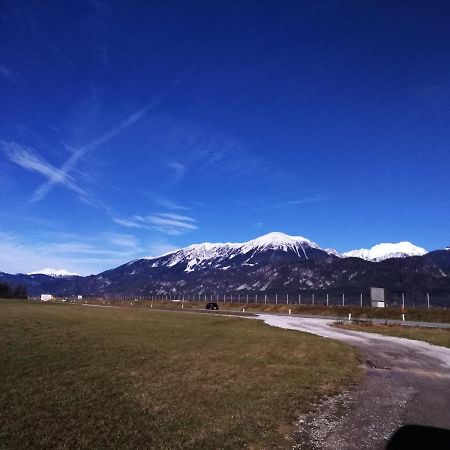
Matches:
[[1, 232, 449, 304]]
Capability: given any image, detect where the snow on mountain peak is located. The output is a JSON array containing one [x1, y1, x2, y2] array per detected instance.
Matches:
[[27, 268, 80, 277], [241, 232, 318, 254], [343, 242, 427, 262], [143, 231, 326, 273]]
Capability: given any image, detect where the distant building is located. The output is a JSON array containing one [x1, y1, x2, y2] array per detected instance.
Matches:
[[40, 294, 53, 302]]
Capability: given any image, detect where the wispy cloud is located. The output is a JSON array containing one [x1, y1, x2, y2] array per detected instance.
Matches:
[[1, 141, 88, 201], [253, 195, 331, 211], [167, 161, 186, 184], [0, 230, 149, 275], [156, 198, 190, 211], [1, 101, 155, 205], [30, 67, 196, 202], [0, 65, 13, 81], [113, 212, 197, 235], [33, 104, 152, 202]]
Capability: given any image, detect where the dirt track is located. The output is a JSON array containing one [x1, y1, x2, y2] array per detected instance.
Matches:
[[259, 315, 450, 450]]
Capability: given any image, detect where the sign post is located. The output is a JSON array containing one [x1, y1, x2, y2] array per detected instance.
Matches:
[[370, 287, 385, 308]]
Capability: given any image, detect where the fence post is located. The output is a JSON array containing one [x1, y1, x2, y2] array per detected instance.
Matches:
[[299, 294, 301, 305], [312, 293, 315, 305], [255, 294, 258, 304], [402, 293, 405, 309], [326, 293, 329, 306], [360, 293, 363, 307], [246, 294, 249, 304], [427, 293, 430, 309], [287, 294, 289, 304], [276, 294, 278, 305], [342, 293, 345, 306], [264, 294, 267, 304]]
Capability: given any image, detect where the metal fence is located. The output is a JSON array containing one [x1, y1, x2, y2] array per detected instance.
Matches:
[[97, 291, 450, 308]]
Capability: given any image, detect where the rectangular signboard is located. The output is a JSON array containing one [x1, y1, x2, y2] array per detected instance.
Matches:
[[370, 287, 385, 307]]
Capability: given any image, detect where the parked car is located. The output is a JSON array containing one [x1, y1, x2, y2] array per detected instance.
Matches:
[[205, 302, 219, 310]]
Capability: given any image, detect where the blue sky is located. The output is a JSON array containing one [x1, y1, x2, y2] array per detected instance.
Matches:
[[1, 0, 449, 275]]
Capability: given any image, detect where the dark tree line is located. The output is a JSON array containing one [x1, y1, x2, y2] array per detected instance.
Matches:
[[0, 282, 28, 299]]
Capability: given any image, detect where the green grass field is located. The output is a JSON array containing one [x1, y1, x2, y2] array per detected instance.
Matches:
[[335, 322, 450, 348], [0, 301, 361, 449]]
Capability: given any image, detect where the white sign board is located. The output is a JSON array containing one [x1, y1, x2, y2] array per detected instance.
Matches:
[[370, 287, 385, 307], [40, 294, 53, 301], [77, 295, 83, 300]]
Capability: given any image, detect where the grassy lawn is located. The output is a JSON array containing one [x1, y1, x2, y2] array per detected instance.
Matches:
[[0, 301, 360, 449], [335, 322, 450, 348]]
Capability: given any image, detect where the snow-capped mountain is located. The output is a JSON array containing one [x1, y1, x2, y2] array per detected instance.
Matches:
[[142, 232, 332, 273], [27, 268, 80, 277], [343, 242, 427, 262], [2, 234, 449, 305]]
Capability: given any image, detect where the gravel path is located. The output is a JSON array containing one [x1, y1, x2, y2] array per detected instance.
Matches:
[[259, 315, 450, 450]]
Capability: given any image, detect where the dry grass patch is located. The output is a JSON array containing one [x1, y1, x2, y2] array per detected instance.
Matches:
[[335, 322, 450, 348]]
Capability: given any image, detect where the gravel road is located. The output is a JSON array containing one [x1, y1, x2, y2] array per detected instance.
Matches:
[[259, 315, 450, 450]]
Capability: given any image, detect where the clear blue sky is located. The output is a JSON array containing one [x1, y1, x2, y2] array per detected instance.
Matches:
[[1, 1, 449, 274]]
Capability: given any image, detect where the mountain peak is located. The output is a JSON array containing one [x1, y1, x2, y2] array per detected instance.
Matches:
[[242, 232, 318, 253], [27, 268, 80, 277], [250, 231, 313, 245], [343, 241, 427, 262]]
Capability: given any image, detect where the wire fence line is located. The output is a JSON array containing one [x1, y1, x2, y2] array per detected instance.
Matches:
[[96, 291, 450, 309]]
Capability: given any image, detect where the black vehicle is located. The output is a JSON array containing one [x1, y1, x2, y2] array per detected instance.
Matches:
[[205, 302, 219, 310]]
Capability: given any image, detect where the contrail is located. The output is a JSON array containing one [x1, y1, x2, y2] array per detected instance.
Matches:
[[32, 103, 154, 202], [32, 65, 196, 202]]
